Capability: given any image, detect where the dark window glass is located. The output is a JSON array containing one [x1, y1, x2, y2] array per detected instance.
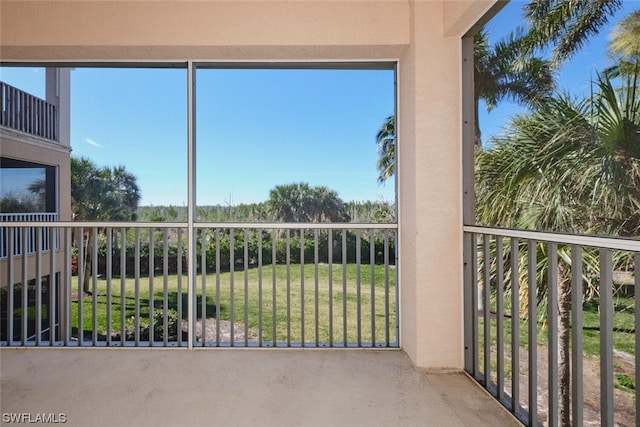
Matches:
[[0, 158, 56, 213]]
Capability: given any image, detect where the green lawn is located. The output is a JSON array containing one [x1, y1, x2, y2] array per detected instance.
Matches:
[[71, 263, 397, 345], [477, 292, 636, 396]]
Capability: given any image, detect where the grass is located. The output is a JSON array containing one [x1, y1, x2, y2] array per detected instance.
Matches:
[[477, 291, 636, 398], [70, 263, 397, 345], [582, 296, 636, 356]]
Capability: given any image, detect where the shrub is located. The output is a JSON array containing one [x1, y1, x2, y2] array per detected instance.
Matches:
[[127, 308, 180, 341]]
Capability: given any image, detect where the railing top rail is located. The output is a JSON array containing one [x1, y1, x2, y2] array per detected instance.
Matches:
[[464, 225, 640, 252], [1, 221, 398, 229], [0, 212, 58, 216], [196, 222, 398, 229]]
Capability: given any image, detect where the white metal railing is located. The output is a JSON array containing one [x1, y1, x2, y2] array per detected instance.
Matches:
[[0, 82, 59, 141], [464, 225, 639, 427], [1, 222, 398, 349], [0, 213, 59, 258]]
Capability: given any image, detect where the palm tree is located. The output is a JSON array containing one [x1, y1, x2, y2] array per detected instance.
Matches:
[[267, 183, 347, 224], [375, 29, 554, 183], [522, 0, 623, 65], [606, 10, 640, 79], [310, 186, 348, 222], [267, 183, 309, 223], [608, 9, 640, 60], [109, 165, 141, 219], [71, 157, 141, 292], [474, 29, 555, 146], [71, 158, 141, 222], [476, 69, 640, 426], [376, 115, 395, 184]]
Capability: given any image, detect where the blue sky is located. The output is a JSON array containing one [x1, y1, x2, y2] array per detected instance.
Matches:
[[1, 0, 638, 207], [1, 66, 394, 207], [479, 0, 640, 140]]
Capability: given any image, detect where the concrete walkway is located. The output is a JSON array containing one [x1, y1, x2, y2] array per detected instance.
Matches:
[[1, 348, 519, 427]]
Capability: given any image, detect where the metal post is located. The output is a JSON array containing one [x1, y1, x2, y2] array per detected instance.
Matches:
[[599, 249, 613, 426], [187, 60, 196, 350], [571, 245, 583, 427]]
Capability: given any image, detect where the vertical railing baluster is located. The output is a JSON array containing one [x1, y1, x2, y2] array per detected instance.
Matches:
[[370, 229, 375, 346], [496, 236, 504, 400], [106, 228, 113, 346], [42, 222, 49, 253], [19, 91, 25, 132], [49, 226, 57, 345], [599, 249, 613, 427], [258, 229, 263, 347], [27, 95, 32, 135], [163, 229, 169, 346], [7, 228, 15, 344], [384, 230, 390, 347], [215, 228, 221, 346], [29, 95, 34, 135], [342, 229, 347, 347], [134, 228, 141, 346], [201, 229, 207, 347], [483, 234, 491, 386], [8, 87, 14, 128], [571, 245, 583, 427], [244, 228, 249, 347], [27, 94, 31, 135], [35, 227, 42, 346], [7, 228, 14, 345], [177, 228, 184, 347], [328, 230, 334, 347], [229, 228, 235, 346], [91, 227, 98, 345], [149, 229, 155, 345], [286, 229, 291, 347], [528, 239, 538, 425], [8, 86, 13, 128], [39, 98, 44, 138], [120, 228, 126, 347], [272, 229, 277, 347], [29, 221, 36, 255], [64, 228, 72, 345], [471, 233, 478, 378], [510, 237, 520, 413], [356, 229, 361, 347], [547, 243, 558, 427], [77, 228, 84, 347], [300, 228, 305, 346], [314, 229, 319, 347], [392, 229, 400, 345]]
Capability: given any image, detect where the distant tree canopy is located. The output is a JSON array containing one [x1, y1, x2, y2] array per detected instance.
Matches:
[[0, 192, 44, 213], [71, 157, 141, 221], [267, 183, 349, 223]]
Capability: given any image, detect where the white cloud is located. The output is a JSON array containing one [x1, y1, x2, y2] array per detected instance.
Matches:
[[85, 138, 103, 148]]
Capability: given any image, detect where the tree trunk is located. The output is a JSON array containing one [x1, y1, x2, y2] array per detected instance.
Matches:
[[82, 230, 92, 293], [557, 276, 572, 426]]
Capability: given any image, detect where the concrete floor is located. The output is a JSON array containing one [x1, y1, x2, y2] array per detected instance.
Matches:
[[1, 348, 519, 427]]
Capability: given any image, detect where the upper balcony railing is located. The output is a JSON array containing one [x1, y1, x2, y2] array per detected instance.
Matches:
[[0, 213, 59, 258], [0, 82, 59, 142]]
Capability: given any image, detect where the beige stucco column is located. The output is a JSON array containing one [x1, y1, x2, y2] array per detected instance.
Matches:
[[398, 0, 497, 369], [398, 1, 464, 369]]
